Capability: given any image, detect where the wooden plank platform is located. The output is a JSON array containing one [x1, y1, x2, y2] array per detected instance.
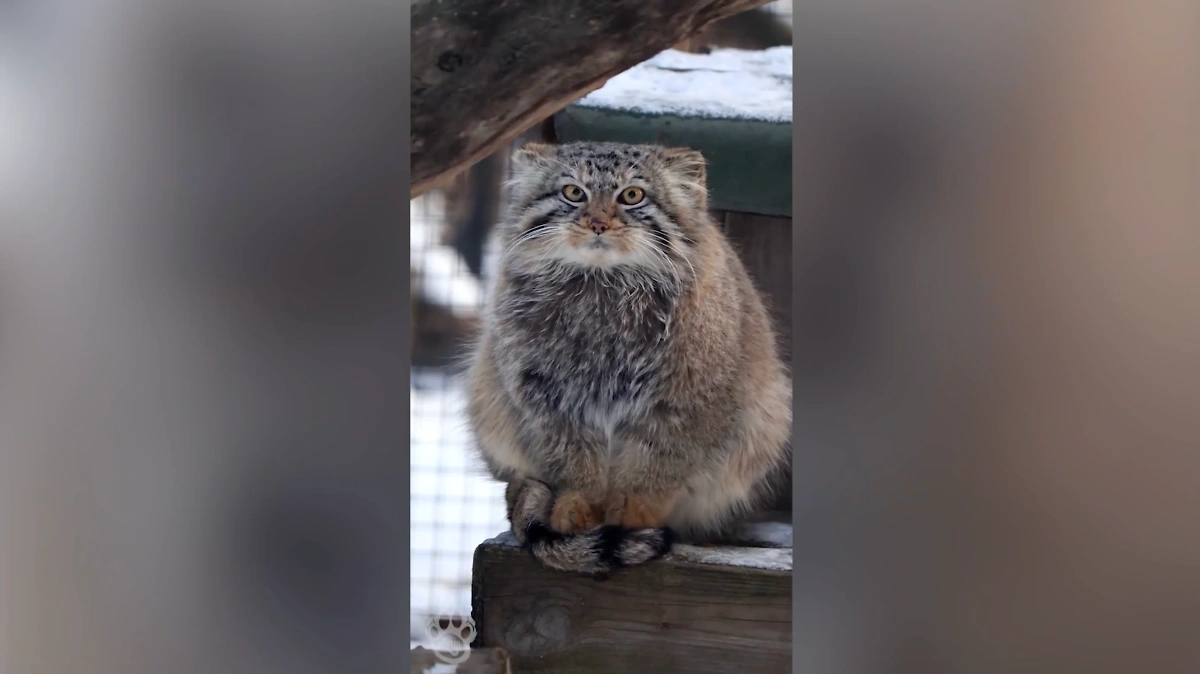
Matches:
[[410, 646, 512, 674], [470, 524, 792, 674]]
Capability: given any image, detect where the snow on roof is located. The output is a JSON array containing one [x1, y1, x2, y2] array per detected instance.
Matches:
[[574, 46, 793, 123]]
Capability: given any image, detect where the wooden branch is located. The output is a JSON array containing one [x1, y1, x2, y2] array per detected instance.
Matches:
[[411, 0, 774, 198]]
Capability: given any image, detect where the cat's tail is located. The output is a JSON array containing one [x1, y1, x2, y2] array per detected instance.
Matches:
[[506, 478, 674, 575]]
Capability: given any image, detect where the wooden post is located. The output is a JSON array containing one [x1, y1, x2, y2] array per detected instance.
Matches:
[[472, 532, 791, 673]]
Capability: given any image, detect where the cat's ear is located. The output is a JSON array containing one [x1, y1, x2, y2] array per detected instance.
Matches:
[[661, 147, 707, 187], [661, 148, 708, 210], [511, 143, 556, 172]]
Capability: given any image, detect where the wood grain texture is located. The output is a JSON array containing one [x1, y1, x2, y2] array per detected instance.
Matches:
[[472, 537, 791, 674], [411, 646, 512, 673], [411, 0, 773, 198]]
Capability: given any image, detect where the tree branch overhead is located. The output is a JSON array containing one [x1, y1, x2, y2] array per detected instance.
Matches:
[[410, 0, 773, 197]]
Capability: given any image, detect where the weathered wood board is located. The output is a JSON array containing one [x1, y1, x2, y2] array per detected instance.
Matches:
[[471, 531, 792, 674], [411, 646, 512, 674]]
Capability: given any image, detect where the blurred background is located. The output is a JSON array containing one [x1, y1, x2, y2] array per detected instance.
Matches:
[[1, 0, 1198, 673], [408, 0, 795, 642]]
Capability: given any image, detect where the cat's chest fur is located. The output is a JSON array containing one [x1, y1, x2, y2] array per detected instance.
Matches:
[[495, 270, 678, 434]]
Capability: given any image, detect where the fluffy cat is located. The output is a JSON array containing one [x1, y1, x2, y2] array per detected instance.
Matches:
[[465, 141, 790, 574]]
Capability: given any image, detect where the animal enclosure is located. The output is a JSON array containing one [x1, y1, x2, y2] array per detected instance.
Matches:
[[409, 5, 794, 672]]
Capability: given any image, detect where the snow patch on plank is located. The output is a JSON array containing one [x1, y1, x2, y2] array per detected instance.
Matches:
[[668, 544, 792, 572], [575, 47, 793, 123], [483, 531, 522, 548], [410, 367, 508, 640], [483, 529, 793, 571]]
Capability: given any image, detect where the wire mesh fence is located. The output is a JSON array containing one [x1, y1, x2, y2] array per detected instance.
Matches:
[[410, 192, 503, 642], [409, 0, 793, 644]]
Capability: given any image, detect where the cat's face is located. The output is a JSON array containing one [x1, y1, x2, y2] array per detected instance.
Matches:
[[502, 142, 708, 272]]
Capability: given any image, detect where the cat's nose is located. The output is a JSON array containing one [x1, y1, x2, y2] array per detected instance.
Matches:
[[587, 218, 610, 234]]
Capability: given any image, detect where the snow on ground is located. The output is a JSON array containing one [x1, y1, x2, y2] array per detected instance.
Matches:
[[410, 368, 507, 640], [575, 46, 793, 123], [410, 194, 507, 643], [410, 195, 487, 315]]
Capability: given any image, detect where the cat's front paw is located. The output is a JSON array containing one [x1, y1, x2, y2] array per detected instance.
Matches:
[[548, 490, 602, 534]]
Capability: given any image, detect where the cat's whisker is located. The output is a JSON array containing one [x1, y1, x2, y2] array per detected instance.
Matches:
[[646, 230, 697, 282], [633, 237, 682, 287], [541, 155, 577, 174], [633, 238, 672, 285], [503, 222, 556, 259]]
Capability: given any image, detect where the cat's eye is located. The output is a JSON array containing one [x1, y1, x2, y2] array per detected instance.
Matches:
[[561, 184, 587, 202], [618, 186, 645, 206]]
